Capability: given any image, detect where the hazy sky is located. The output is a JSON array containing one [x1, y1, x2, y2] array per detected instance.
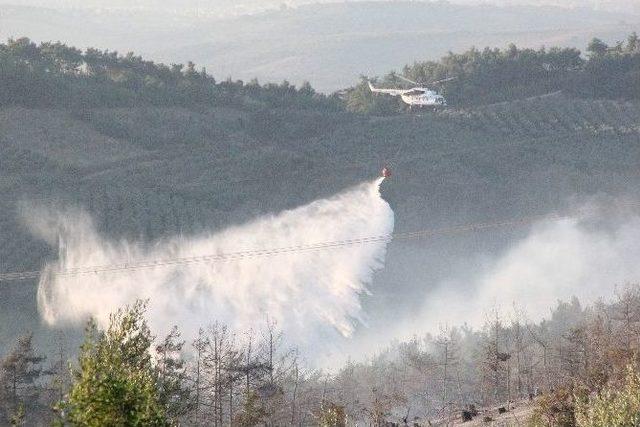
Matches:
[[2, 0, 639, 15]]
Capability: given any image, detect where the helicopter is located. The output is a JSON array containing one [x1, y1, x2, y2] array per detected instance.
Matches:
[[368, 75, 455, 110]]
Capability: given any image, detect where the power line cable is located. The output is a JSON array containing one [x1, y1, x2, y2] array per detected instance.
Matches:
[[0, 209, 582, 283], [1, 193, 639, 283]]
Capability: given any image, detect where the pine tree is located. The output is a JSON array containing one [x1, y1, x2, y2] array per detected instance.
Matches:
[[62, 300, 168, 426], [587, 38, 609, 58], [628, 32, 639, 53], [0, 333, 45, 424]]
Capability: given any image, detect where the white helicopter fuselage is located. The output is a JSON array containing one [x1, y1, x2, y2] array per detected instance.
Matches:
[[400, 88, 446, 106], [368, 80, 449, 108]]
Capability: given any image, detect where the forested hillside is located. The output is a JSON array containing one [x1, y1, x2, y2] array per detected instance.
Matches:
[[2, 2, 638, 91], [3, 34, 640, 113], [346, 32, 640, 112], [0, 37, 338, 111], [0, 35, 640, 425], [2, 34, 640, 333]]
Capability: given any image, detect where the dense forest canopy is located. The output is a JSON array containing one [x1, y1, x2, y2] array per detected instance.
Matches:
[[0, 37, 339, 112], [345, 32, 640, 113], [2, 34, 639, 115]]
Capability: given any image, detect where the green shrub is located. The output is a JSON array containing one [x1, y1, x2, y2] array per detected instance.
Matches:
[[528, 387, 577, 427], [575, 365, 640, 427]]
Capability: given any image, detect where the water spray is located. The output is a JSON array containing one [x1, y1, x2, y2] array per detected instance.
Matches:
[[30, 178, 394, 355]]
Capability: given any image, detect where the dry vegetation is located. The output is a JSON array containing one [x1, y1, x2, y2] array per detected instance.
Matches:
[[5, 286, 640, 425]]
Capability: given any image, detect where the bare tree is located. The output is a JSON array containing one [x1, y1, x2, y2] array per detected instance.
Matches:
[[0, 333, 45, 424], [191, 327, 209, 426], [202, 322, 242, 426], [155, 326, 192, 423]]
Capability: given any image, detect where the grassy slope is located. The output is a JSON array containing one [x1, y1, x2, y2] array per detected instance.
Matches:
[[1, 94, 640, 348]]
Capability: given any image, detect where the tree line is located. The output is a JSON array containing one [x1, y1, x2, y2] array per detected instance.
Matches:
[[345, 32, 640, 113], [4, 286, 640, 425], [0, 301, 319, 426], [3, 33, 639, 118], [0, 38, 339, 112]]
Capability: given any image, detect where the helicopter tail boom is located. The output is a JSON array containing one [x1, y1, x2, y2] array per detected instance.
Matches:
[[367, 80, 404, 96]]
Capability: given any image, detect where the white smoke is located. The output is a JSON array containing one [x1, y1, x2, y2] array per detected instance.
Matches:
[[28, 179, 394, 354], [402, 211, 640, 337]]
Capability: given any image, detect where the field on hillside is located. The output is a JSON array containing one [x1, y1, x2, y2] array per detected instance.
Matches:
[[1, 93, 639, 348]]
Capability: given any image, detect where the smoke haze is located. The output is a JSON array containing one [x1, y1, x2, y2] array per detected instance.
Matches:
[[395, 209, 640, 340], [3, 0, 638, 14], [2, 0, 635, 92]]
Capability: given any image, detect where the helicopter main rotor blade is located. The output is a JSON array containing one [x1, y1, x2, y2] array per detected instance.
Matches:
[[397, 75, 420, 86], [429, 77, 457, 85]]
